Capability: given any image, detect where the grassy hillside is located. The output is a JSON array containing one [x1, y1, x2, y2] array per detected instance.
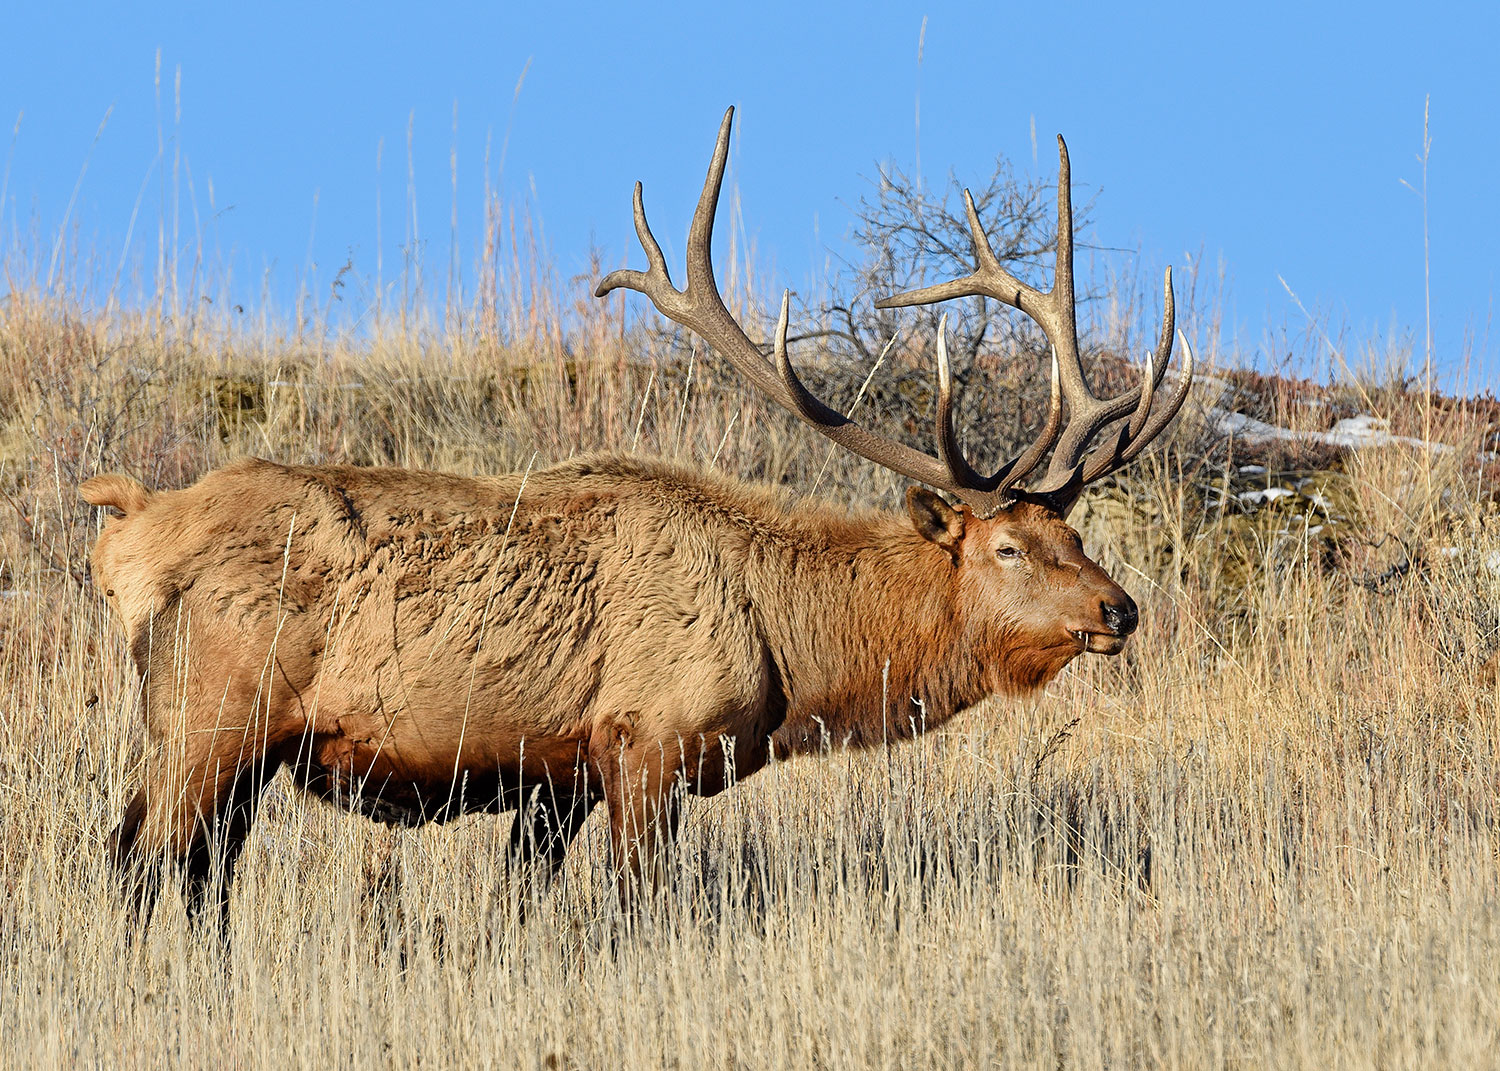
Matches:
[[3, 265, 1500, 1068]]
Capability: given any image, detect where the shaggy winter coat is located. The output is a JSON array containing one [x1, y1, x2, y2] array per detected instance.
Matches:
[[83, 451, 1134, 909]]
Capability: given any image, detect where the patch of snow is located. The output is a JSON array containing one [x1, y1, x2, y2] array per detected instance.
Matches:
[[1213, 409, 1305, 444], [1270, 522, 1326, 538], [1192, 374, 1234, 402], [1212, 408, 1452, 453], [1237, 487, 1296, 505], [1438, 548, 1500, 575]]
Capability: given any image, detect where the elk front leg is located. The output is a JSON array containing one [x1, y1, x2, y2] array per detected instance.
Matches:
[[506, 787, 596, 915], [592, 734, 685, 909]]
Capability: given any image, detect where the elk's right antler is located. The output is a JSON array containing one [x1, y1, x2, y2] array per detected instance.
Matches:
[[596, 108, 1193, 518], [878, 135, 1194, 515]]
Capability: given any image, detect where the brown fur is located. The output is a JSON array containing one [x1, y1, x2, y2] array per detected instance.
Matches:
[[81, 452, 1135, 916]]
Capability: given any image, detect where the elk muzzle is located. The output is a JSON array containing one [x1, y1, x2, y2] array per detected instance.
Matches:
[[1077, 593, 1137, 655]]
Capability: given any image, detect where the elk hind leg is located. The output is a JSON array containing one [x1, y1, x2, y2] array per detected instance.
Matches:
[[113, 734, 284, 936], [181, 750, 284, 935]]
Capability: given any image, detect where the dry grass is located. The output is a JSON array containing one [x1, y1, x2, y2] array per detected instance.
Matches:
[[4, 252, 1500, 1069]]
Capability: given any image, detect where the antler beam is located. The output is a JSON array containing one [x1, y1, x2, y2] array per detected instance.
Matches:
[[597, 107, 1014, 510]]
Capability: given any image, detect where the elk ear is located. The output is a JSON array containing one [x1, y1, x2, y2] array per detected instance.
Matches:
[[906, 487, 965, 557]]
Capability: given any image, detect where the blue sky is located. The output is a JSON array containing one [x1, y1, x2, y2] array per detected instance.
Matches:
[[3, 1, 1496, 387]]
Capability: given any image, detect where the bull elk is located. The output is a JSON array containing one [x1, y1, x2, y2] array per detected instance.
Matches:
[[82, 107, 1191, 926]]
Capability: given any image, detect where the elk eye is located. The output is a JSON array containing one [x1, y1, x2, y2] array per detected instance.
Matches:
[[996, 545, 1022, 560]]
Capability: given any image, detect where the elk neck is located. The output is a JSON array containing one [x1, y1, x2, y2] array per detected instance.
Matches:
[[747, 511, 1012, 756]]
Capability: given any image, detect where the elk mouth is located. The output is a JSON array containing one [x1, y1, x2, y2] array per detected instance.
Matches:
[[1069, 629, 1129, 656]]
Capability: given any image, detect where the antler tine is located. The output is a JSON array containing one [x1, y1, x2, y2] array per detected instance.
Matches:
[[683, 106, 734, 300], [598, 108, 1009, 513], [1150, 264, 1176, 391], [1050, 135, 1078, 356], [1074, 331, 1195, 485], [997, 348, 1064, 494], [770, 289, 833, 424], [1128, 350, 1157, 440], [632, 181, 672, 284], [934, 315, 986, 488], [591, 182, 672, 301], [876, 188, 1045, 313]]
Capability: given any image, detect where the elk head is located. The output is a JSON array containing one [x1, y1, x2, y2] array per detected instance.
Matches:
[[906, 488, 1137, 670], [597, 108, 1190, 661]]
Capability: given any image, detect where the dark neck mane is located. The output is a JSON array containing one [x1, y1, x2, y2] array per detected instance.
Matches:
[[746, 510, 1048, 758]]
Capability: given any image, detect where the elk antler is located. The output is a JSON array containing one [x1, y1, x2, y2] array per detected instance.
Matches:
[[596, 108, 1193, 518], [877, 135, 1194, 515]]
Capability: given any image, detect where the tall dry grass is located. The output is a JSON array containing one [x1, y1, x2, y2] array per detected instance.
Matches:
[[4, 196, 1500, 1069]]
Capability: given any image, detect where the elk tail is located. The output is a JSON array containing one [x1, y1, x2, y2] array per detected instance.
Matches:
[[80, 474, 154, 516]]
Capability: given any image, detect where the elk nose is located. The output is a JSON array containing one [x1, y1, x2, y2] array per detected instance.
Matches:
[[1101, 597, 1138, 636]]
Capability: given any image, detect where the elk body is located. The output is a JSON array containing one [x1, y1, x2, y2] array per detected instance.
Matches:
[[83, 108, 1191, 923]]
